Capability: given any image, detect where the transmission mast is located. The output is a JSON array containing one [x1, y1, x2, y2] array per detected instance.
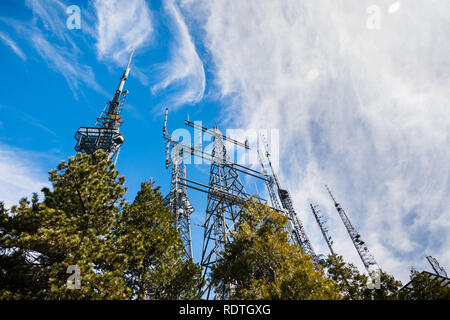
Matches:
[[163, 109, 194, 260], [258, 134, 316, 259], [162, 115, 274, 299], [74, 50, 134, 164], [325, 185, 380, 274], [310, 204, 335, 255], [426, 255, 448, 277]]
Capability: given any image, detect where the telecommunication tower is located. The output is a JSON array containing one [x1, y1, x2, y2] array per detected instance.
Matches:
[[162, 112, 273, 299], [310, 204, 335, 255], [257, 134, 316, 259], [74, 51, 134, 164], [325, 185, 380, 274], [163, 109, 194, 260]]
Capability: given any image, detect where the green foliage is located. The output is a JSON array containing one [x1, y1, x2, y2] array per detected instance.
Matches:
[[2, 151, 447, 301], [118, 181, 203, 299], [397, 269, 450, 300], [211, 200, 341, 299], [0, 151, 202, 299], [325, 254, 402, 300]]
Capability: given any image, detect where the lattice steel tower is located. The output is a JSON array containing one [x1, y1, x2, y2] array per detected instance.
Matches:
[[163, 109, 194, 260], [74, 51, 134, 163], [325, 185, 380, 274], [162, 114, 280, 299], [310, 204, 335, 255], [257, 134, 316, 259], [201, 126, 249, 299]]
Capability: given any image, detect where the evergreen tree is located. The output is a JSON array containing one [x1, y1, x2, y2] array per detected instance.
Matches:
[[325, 254, 402, 300], [211, 200, 340, 299], [0, 151, 202, 299], [118, 181, 203, 299], [397, 269, 450, 300], [1, 151, 129, 299]]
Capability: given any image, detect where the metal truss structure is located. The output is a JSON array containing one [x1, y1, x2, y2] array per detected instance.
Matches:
[[163, 109, 194, 260], [257, 134, 317, 260], [310, 204, 335, 256], [162, 111, 274, 299], [426, 255, 448, 277], [162, 111, 329, 299], [325, 185, 380, 275], [74, 51, 134, 164]]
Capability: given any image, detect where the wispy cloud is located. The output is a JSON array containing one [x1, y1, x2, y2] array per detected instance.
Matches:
[[0, 31, 26, 61], [30, 32, 106, 99], [0, 144, 49, 208], [151, 0, 205, 109], [0, 1, 106, 100], [94, 0, 152, 65], [187, 0, 450, 282], [24, 0, 74, 45]]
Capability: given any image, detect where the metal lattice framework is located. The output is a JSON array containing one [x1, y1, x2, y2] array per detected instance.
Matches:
[[310, 204, 335, 256], [426, 255, 448, 277], [325, 185, 380, 274], [162, 111, 274, 299], [163, 110, 194, 260], [74, 51, 134, 163], [257, 134, 317, 259], [200, 127, 251, 300], [162, 112, 328, 298]]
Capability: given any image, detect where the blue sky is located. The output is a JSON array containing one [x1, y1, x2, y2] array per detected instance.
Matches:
[[1, 0, 449, 284]]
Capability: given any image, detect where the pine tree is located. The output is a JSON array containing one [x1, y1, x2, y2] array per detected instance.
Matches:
[[0, 151, 203, 299], [210, 200, 340, 299], [397, 269, 450, 300], [325, 254, 402, 300], [118, 181, 203, 299], [1, 151, 129, 299]]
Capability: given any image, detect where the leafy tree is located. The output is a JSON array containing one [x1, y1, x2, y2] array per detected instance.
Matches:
[[211, 200, 340, 299], [397, 269, 450, 300], [118, 181, 203, 299], [325, 254, 402, 300], [0, 151, 202, 299]]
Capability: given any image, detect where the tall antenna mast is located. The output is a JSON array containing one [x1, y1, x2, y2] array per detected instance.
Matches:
[[74, 50, 134, 163], [163, 108, 194, 260], [258, 134, 316, 259], [325, 185, 380, 274], [310, 204, 335, 255]]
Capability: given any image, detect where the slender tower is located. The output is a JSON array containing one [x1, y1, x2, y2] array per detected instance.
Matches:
[[74, 50, 134, 163], [325, 185, 380, 274], [258, 134, 316, 259], [257, 148, 282, 211], [201, 126, 248, 299], [163, 109, 194, 260], [310, 204, 335, 255]]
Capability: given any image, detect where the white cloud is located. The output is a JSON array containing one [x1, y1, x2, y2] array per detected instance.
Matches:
[[94, 0, 152, 65], [0, 31, 26, 61], [0, 144, 48, 209], [25, 0, 74, 45], [187, 0, 450, 283], [151, 0, 205, 108], [1, 1, 106, 100], [31, 33, 106, 99]]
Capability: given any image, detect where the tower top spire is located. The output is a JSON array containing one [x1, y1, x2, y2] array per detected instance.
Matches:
[[325, 184, 337, 205]]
